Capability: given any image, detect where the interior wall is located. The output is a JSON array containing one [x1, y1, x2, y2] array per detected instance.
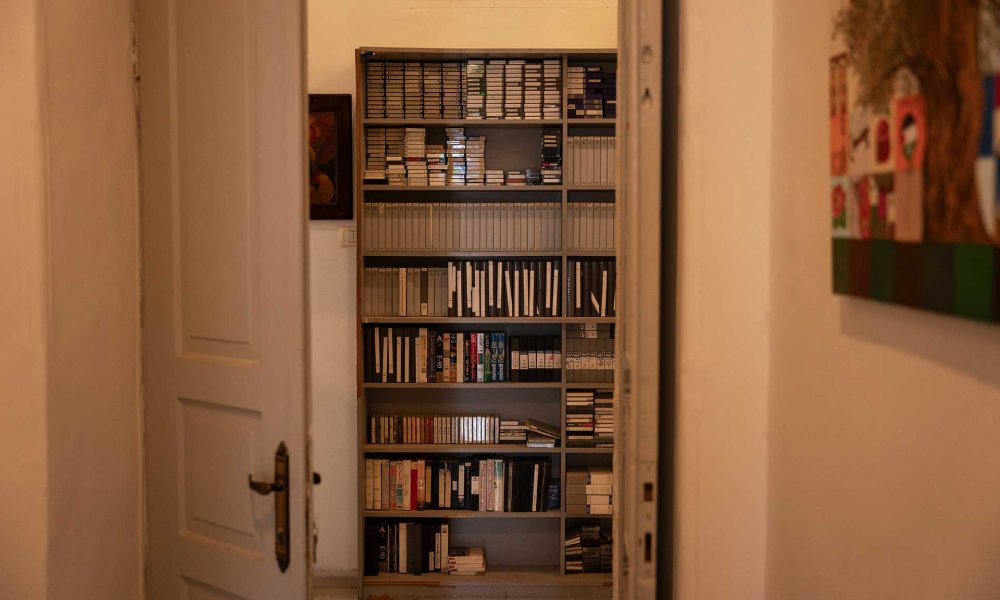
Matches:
[[767, 1, 1000, 598], [675, 0, 772, 599], [0, 1, 142, 598], [0, 0, 51, 597], [306, 0, 617, 573], [40, 0, 143, 597]]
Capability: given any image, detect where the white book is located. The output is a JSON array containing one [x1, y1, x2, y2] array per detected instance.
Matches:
[[601, 269, 608, 317], [456, 333, 465, 383], [528, 268, 535, 317], [505, 269, 513, 318], [545, 262, 552, 313], [365, 459, 374, 510], [440, 524, 450, 572], [399, 522, 407, 572], [398, 268, 407, 316]]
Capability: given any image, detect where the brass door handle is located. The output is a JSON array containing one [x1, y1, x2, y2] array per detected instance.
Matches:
[[248, 442, 290, 572]]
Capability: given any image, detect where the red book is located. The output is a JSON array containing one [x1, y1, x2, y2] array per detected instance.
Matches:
[[410, 463, 419, 510], [469, 333, 477, 382]]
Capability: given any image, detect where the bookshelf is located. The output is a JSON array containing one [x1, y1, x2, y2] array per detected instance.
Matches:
[[355, 48, 617, 597]]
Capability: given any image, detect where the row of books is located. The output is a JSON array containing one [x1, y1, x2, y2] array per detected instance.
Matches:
[[365, 59, 561, 120], [367, 415, 559, 446], [363, 457, 555, 513], [566, 66, 617, 119], [567, 390, 615, 447], [565, 136, 616, 186], [364, 127, 563, 186], [567, 324, 616, 384], [363, 267, 448, 318], [565, 523, 612, 574], [362, 202, 564, 253], [362, 329, 561, 383], [363, 520, 454, 575], [567, 466, 613, 516], [568, 259, 617, 317], [447, 259, 561, 318], [567, 202, 616, 253]]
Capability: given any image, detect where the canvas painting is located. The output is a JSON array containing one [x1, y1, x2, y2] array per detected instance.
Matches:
[[309, 94, 353, 220], [832, 1, 1000, 322]]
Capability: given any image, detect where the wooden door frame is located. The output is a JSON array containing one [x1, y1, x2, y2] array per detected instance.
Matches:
[[616, 0, 676, 598]]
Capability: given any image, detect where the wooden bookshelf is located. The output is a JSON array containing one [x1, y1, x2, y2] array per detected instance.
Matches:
[[355, 48, 617, 597]]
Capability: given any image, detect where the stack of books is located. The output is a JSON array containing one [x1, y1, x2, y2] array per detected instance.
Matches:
[[385, 62, 404, 118], [523, 60, 543, 119], [485, 169, 505, 186], [485, 60, 505, 119], [446, 128, 467, 185], [366, 62, 386, 118], [566, 66, 615, 119], [566, 466, 612, 515], [385, 128, 406, 185], [526, 169, 542, 185], [566, 390, 596, 447], [404, 128, 428, 186], [363, 127, 387, 183], [466, 136, 486, 184], [427, 144, 447, 186], [504, 170, 526, 186], [594, 391, 614, 447], [504, 59, 524, 119], [564, 523, 611, 574], [404, 62, 423, 118], [447, 547, 486, 575], [541, 126, 562, 185], [465, 60, 486, 119], [442, 62, 463, 119], [543, 59, 562, 119], [422, 62, 442, 119], [498, 419, 560, 447]]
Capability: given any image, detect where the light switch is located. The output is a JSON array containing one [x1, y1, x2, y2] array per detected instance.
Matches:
[[339, 227, 357, 247]]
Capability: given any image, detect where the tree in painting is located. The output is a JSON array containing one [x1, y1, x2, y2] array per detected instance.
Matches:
[[836, 0, 1000, 244]]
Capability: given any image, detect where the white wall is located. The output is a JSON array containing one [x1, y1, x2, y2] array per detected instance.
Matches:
[[306, 0, 617, 573], [0, 1, 142, 598], [767, 1, 1000, 598], [675, 1, 772, 599]]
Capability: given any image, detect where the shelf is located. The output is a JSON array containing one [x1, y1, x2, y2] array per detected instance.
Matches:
[[364, 510, 560, 519], [566, 118, 616, 125], [363, 251, 561, 258], [364, 382, 563, 389], [363, 566, 612, 586], [361, 316, 614, 324], [566, 512, 613, 519], [365, 444, 562, 454], [565, 384, 616, 389], [363, 185, 561, 192], [566, 185, 616, 191], [363, 118, 563, 127], [565, 447, 615, 454]]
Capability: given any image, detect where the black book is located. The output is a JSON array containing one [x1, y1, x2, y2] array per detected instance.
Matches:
[[378, 523, 389, 573], [430, 459, 440, 509], [465, 460, 474, 510], [510, 337, 519, 382], [364, 525, 380, 576], [407, 523, 422, 575], [435, 332, 444, 380], [426, 329, 436, 383]]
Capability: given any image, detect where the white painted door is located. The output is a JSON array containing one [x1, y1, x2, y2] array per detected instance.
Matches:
[[137, 1, 308, 598]]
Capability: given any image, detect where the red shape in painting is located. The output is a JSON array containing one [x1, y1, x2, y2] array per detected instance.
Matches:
[[894, 95, 927, 171]]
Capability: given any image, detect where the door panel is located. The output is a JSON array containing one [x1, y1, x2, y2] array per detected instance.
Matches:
[[138, 0, 307, 598]]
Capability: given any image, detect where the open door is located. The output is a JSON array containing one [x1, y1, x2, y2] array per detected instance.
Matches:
[[137, 1, 308, 598]]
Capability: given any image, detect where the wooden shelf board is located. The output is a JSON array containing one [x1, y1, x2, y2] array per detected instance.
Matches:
[[363, 566, 612, 586], [566, 118, 616, 125], [565, 185, 616, 191], [363, 251, 561, 258], [364, 444, 562, 454], [565, 448, 615, 454], [361, 316, 612, 324], [566, 513, 613, 519], [363, 184, 562, 192], [363, 118, 563, 127], [364, 510, 560, 519], [364, 382, 563, 389]]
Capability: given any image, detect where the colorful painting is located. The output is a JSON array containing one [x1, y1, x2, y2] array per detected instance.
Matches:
[[832, 2, 1000, 322], [309, 94, 353, 220]]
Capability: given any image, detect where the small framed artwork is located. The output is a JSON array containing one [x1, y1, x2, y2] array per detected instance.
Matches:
[[308, 94, 353, 220]]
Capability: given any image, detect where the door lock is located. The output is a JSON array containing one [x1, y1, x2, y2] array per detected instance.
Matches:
[[248, 442, 290, 572]]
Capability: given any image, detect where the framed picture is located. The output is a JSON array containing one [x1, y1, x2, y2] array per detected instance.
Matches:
[[308, 94, 353, 220], [831, 4, 1000, 324]]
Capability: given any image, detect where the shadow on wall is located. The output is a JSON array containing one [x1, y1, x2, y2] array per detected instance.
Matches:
[[839, 297, 1000, 388]]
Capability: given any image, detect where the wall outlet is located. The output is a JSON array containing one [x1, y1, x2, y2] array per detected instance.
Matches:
[[339, 227, 357, 247]]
